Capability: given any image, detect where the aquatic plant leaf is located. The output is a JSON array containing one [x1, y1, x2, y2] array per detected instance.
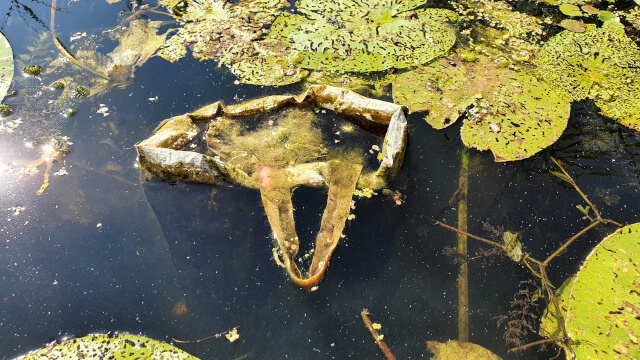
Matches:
[[0, 31, 14, 104], [20, 333, 199, 359], [392, 55, 476, 129], [426, 340, 502, 359], [502, 231, 524, 262], [559, 4, 583, 17], [157, 0, 288, 63], [394, 54, 569, 161], [560, 19, 586, 32], [545, 223, 640, 359], [538, 25, 640, 130], [269, 1, 458, 72], [580, 5, 599, 14], [539, 275, 574, 339], [462, 71, 570, 162]]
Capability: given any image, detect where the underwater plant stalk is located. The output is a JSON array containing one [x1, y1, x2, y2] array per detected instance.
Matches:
[[457, 147, 469, 342], [434, 156, 627, 356], [50, 0, 110, 80], [361, 309, 396, 360]]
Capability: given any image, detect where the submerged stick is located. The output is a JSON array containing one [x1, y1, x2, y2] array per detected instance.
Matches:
[[361, 309, 396, 360], [457, 147, 469, 342]]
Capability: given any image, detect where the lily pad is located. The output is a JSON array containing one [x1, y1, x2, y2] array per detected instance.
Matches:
[[426, 340, 502, 360], [18, 333, 199, 359], [540, 223, 640, 359], [539, 275, 574, 339], [537, 25, 640, 130], [560, 19, 586, 32], [393, 54, 570, 161], [559, 4, 583, 17], [268, 0, 458, 72], [0, 31, 14, 104], [461, 70, 570, 162]]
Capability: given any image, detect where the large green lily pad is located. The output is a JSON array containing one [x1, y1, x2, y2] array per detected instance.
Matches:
[[393, 54, 570, 161], [537, 25, 640, 130], [0, 31, 14, 104], [541, 223, 640, 359], [268, 0, 458, 72], [18, 333, 199, 359]]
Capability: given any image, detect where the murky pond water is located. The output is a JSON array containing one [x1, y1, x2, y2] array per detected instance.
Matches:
[[1, 1, 639, 359]]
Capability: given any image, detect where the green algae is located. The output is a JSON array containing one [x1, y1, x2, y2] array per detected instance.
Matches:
[[226, 39, 309, 86], [157, 0, 288, 63], [451, 0, 546, 67], [538, 25, 640, 130], [207, 107, 330, 174], [303, 70, 394, 97], [19, 333, 199, 359], [268, 0, 458, 72]]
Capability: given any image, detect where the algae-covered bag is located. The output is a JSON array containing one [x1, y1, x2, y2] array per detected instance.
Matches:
[[136, 86, 407, 290]]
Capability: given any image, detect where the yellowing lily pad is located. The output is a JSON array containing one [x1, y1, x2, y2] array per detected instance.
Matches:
[[393, 54, 570, 162], [19, 333, 199, 359], [540, 223, 640, 359], [269, 0, 458, 72], [537, 25, 640, 130], [0, 31, 14, 104], [461, 70, 570, 162]]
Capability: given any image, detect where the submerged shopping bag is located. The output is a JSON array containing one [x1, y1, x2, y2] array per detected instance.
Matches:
[[135, 85, 407, 290]]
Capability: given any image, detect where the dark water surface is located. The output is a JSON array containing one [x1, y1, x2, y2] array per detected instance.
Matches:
[[1, 1, 639, 359]]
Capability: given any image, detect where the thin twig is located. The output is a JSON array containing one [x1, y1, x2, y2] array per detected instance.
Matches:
[[436, 221, 506, 250], [361, 309, 396, 360], [508, 338, 560, 353], [543, 220, 600, 268], [551, 157, 601, 220]]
